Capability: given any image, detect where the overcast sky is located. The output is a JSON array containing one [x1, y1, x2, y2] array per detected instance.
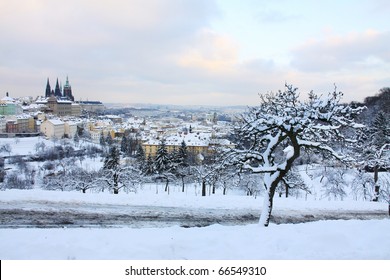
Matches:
[[1, 0, 389, 106]]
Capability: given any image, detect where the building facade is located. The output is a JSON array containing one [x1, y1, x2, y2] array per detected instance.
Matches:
[[142, 132, 234, 159], [40, 119, 65, 139], [0, 94, 23, 116]]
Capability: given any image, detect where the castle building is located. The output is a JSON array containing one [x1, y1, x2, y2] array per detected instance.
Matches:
[[45, 76, 74, 101], [39, 77, 80, 116]]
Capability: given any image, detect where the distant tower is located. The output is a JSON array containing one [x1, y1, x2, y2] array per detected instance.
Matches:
[[54, 78, 62, 98], [45, 78, 51, 98], [63, 76, 74, 101]]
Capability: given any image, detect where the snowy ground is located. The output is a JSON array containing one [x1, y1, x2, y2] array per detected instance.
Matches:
[[0, 189, 389, 260]]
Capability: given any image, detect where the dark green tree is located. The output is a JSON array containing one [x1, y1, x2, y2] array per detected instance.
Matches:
[[105, 132, 113, 146], [99, 131, 105, 146], [155, 139, 170, 173], [120, 134, 129, 155], [101, 146, 121, 194], [154, 139, 175, 193]]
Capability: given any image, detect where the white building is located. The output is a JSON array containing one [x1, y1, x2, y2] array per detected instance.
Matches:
[[64, 121, 78, 138], [40, 119, 65, 139]]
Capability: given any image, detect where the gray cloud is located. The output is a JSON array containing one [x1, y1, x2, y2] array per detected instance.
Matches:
[[290, 30, 390, 72], [0, 1, 389, 106], [0, 0, 223, 102]]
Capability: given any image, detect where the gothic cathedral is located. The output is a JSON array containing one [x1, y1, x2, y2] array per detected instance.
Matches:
[[45, 76, 75, 101]]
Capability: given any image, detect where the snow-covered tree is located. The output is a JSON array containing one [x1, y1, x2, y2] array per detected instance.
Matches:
[[191, 163, 220, 196], [321, 168, 348, 201], [69, 168, 100, 193], [172, 140, 191, 192], [142, 154, 155, 176], [218, 167, 240, 195], [100, 146, 142, 194], [0, 143, 12, 156], [0, 157, 5, 184], [238, 172, 263, 197], [378, 174, 390, 215], [135, 144, 145, 162], [101, 146, 121, 194], [4, 171, 33, 190], [42, 173, 69, 191], [34, 141, 46, 153], [351, 169, 374, 201], [277, 167, 308, 198], [120, 134, 129, 155], [99, 131, 105, 146], [360, 111, 390, 201], [226, 84, 364, 226], [73, 132, 80, 146], [120, 133, 137, 157], [154, 139, 170, 173], [154, 139, 176, 193], [105, 132, 114, 146]]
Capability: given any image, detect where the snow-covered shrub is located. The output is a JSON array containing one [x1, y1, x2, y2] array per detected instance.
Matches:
[[4, 171, 33, 190]]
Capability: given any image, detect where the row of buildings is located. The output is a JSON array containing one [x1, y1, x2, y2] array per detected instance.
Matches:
[[1, 77, 104, 135], [1, 78, 235, 159]]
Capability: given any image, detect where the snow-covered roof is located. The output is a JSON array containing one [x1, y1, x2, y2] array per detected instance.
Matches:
[[144, 132, 212, 147], [1, 96, 15, 103], [57, 100, 72, 104], [47, 119, 64, 126]]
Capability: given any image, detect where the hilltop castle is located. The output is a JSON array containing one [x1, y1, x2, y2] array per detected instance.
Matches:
[[45, 76, 74, 101]]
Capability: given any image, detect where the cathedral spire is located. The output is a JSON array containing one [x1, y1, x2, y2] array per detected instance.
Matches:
[[54, 78, 62, 98], [45, 78, 51, 98], [63, 75, 74, 101]]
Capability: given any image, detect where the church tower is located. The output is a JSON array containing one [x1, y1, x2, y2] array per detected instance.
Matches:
[[63, 76, 74, 101], [54, 78, 62, 98], [45, 78, 51, 98]]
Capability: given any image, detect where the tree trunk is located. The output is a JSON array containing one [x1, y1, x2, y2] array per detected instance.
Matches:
[[181, 177, 185, 192], [201, 180, 206, 196], [373, 165, 380, 202], [388, 204, 390, 216], [164, 179, 169, 193], [259, 184, 276, 227], [259, 134, 301, 227], [114, 188, 119, 194]]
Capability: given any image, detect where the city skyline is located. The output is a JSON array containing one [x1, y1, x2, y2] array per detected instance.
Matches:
[[1, 0, 389, 106]]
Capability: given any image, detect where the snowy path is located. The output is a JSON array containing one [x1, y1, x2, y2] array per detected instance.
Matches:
[[0, 199, 387, 228], [0, 201, 259, 228]]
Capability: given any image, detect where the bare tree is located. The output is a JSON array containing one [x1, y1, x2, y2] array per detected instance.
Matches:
[[238, 172, 263, 197], [321, 168, 348, 201], [378, 174, 390, 215], [0, 143, 12, 156], [69, 168, 100, 193], [351, 169, 375, 201]]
